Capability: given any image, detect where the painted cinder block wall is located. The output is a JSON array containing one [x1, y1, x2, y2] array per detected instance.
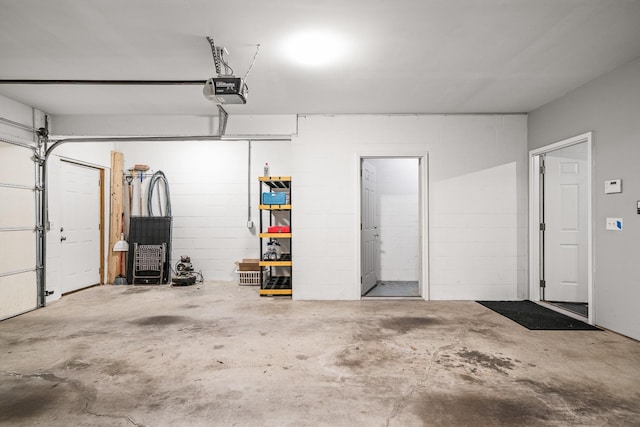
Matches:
[[291, 114, 528, 300], [115, 139, 292, 280], [529, 56, 640, 341], [51, 113, 528, 302]]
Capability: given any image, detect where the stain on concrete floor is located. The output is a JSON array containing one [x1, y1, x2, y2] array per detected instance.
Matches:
[[0, 372, 95, 424], [380, 316, 441, 334], [455, 348, 516, 374], [1, 282, 639, 426], [130, 315, 189, 326], [412, 392, 551, 426]]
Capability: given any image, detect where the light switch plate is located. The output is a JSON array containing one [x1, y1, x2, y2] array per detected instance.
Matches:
[[606, 217, 623, 230], [605, 179, 622, 194]]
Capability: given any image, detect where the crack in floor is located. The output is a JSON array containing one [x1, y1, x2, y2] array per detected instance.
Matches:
[[5, 371, 144, 426], [384, 321, 471, 427]]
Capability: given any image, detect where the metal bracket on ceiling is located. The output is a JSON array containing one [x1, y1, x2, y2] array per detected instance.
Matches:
[[218, 105, 228, 136]]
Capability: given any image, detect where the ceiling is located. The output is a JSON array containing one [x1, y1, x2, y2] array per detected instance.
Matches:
[[1, 0, 640, 116]]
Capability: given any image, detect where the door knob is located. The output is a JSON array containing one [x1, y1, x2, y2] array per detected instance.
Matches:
[[60, 235, 67, 242]]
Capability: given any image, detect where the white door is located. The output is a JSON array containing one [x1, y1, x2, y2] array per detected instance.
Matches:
[[361, 160, 378, 295], [543, 143, 588, 302], [60, 161, 101, 294]]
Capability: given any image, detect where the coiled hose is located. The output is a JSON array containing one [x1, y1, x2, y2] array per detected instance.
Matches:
[[147, 170, 172, 216]]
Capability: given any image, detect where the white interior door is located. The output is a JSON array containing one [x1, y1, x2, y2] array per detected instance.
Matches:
[[543, 143, 588, 302], [60, 161, 101, 294], [361, 160, 378, 295]]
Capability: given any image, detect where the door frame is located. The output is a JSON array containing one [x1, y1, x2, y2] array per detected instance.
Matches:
[[58, 158, 106, 288], [529, 132, 594, 323], [355, 153, 429, 300]]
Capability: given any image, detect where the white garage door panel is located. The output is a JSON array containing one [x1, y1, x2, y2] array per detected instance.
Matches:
[[0, 187, 35, 228], [0, 144, 34, 185], [0, 271, 37, 319], [0, 230, 35, 272], [1, 138, 38, 320]]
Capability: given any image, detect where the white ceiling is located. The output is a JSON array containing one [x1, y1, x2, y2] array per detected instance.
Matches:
[[1, 0, 640, 116]]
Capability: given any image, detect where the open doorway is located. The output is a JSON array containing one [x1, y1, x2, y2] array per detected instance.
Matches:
[[529, 133, 593, 322], [361, 157, 422, 298]]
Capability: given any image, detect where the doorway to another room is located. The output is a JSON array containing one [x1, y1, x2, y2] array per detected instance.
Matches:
[[530, 133, 593, 322], [360, 157, 423, 298]]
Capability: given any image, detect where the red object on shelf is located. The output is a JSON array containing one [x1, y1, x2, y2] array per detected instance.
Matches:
[[267, 226, 290, 233]]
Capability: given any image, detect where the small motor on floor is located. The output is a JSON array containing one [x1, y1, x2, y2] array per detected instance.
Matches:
[[172, 256, 197, 286]]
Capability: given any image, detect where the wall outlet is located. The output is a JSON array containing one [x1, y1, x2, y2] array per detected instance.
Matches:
[[606, 217, 623, 231]]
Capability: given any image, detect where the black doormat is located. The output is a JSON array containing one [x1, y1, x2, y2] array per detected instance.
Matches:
[[477, 300, 600, 331]]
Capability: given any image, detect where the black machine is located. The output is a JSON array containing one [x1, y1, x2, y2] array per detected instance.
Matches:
[[172, 256, 198, 286]]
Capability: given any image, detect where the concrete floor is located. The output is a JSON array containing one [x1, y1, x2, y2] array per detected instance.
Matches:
[[365, 281, 420, 298], [1, 282, 639, 427]]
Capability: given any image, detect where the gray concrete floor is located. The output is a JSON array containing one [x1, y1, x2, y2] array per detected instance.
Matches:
[[1, 282, 639, 427], [365, 281, 420, 297]]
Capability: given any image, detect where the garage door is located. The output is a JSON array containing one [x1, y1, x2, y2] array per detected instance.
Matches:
[[0, 137, 38, 320]]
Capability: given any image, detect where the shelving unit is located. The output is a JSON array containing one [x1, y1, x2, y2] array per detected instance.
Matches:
[[258, 176, 292, 296]]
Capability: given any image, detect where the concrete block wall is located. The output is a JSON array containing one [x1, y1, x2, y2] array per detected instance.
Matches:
[[292, 114, 528, 300], [50, 112, 528, 301], [115, 139, 292, 281]]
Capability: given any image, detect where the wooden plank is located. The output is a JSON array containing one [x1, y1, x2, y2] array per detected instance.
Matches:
[[99, 169, 105, 283], [107, 151, 124, 284]]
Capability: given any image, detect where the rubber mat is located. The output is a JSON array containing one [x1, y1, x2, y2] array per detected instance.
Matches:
[[477, 300, 600, 330]]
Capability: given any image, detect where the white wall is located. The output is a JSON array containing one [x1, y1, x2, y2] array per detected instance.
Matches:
[[51, 113, 528, 302], [529, 56, 640, 340], [292, 115, 528, 300], [369, 158, 419, 282], [114, 139, 291, 281]]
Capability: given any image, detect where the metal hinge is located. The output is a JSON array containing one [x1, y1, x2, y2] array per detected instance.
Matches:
[[539, 223, 546, 231], [540, 280, 546, 288], [540, 165, 545, 174]]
